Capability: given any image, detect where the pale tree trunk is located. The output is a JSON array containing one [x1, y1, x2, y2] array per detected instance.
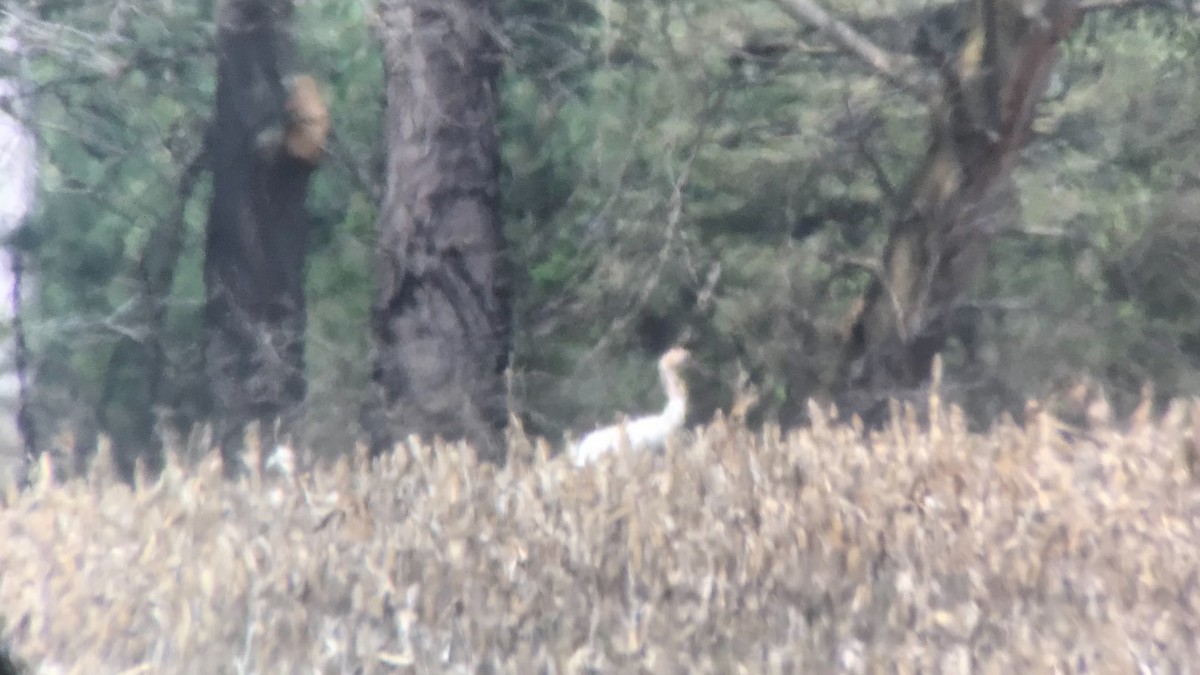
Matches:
[[759, 0, 1086, 409], [368, 0, 512, 463], [205, 0, 328, 474], [0, 18, 39, 487], [837, 0, 1081, 394]]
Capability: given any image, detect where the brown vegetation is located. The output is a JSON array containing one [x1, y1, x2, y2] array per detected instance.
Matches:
[[2, 393, 1199, 672], [283, 74, 330, 165]]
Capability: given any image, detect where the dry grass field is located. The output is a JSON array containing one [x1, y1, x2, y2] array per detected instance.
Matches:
[[1, 393, 1199, 673]]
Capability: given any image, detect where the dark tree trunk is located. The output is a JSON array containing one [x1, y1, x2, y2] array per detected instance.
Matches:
[[837, 0, 1081, 396], [368, 0, 511, 463], [205, 0, 328, 472]]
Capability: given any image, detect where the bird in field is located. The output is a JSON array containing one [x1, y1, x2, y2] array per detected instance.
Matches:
[[569, 347, 691, 467]]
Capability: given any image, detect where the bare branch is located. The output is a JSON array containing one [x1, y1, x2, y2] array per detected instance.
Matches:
[[998, 224, 1079, 239], [861, 149, 899, 206], [1079, 0, 1180, 11], [579, 84, 732, 368], [819, 251, 881, 277], [767, 0, 937, 100]]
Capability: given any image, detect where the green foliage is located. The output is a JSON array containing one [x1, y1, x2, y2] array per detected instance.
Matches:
[[18, 1, 214, 439], [502, 1, 1200, 435], [14, 0, 1200, 454], [988, 10, 1200, 408], [17, 0, 385, 447], [500, 0, 927, 434]]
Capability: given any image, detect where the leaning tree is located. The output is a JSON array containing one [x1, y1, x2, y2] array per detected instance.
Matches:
[[770, 0, 1094, 413]]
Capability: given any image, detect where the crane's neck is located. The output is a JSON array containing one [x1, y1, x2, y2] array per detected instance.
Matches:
[[659, 363, 688, 429]]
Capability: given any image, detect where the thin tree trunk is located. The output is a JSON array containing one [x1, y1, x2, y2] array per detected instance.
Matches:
[[836, 0, 1081, 396], [369, 0, 511, 463], [205, 0, 328, 473], [99, 153, 206, 482]]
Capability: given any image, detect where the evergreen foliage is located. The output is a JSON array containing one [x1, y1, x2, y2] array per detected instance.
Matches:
[[6, 0, 1200, 457]]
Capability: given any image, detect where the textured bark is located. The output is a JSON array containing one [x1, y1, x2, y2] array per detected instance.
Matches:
[[205, 0, 326, 472], [369, 0, 511, 463], [837, 0, 1081, 394]]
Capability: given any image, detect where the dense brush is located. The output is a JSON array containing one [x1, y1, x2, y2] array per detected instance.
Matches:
[[1, 393, 1199, 673]]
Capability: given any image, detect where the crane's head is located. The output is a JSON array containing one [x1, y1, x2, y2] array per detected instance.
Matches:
[[659, 347, 691, 372]]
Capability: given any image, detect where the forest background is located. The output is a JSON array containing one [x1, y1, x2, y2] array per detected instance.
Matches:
[[1, 0, 1199, 478]]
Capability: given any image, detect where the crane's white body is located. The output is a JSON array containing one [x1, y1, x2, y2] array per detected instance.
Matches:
[[569, 348, 689, 467]]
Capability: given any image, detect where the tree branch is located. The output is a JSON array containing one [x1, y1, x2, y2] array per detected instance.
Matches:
[[767, 0, 938, 100], [1079, 0, 1181, 11], [579, 82, 732, 368]]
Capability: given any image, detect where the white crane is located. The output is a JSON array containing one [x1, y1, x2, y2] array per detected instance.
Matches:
[[568, 347, 691, 467]]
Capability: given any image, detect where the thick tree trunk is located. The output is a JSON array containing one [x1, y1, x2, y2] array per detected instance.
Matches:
[[205, 0, 328, 472], [837, 0, 1081, 395], [369, 0, 511, 463]]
